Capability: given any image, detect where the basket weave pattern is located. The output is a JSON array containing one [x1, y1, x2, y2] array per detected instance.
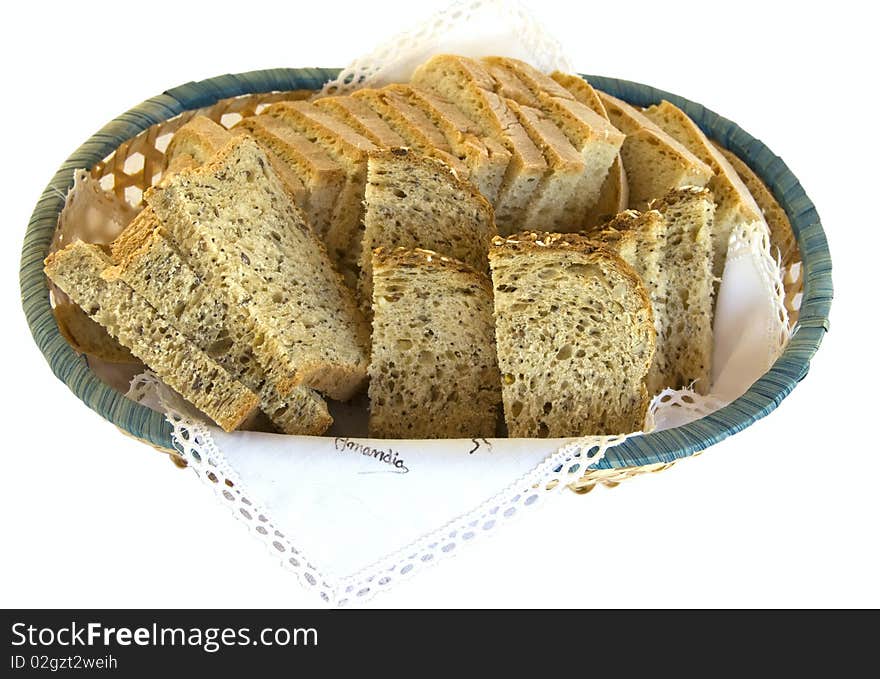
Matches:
[[20, 68, 831, 492]]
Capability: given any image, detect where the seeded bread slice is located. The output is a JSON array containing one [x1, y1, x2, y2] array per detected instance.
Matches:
[[483, 58, 625, 231], [236, 115, 346, 242], [350, 87, 468, 177], [598, 92, 714, 210], [369, 248, 501, 438], [107, 209, 332, 435], [489, 232, 655, 437], [549, 72, 628, 226], [714, 143, 798, 267], [261, 101, 378, 283], [53, 302, 137, 363], [163, 115, 306, 205], [44, 242, 259, 431], [147, 136, 370, 400], [649, 187, 716, 394], [589, 210, 669, 395], [313, 95, 407, 148], [642, 101, 764, 280], [360, 148, 496, 312], [411, 55, 547, 234], [383, 84, 512, 203]]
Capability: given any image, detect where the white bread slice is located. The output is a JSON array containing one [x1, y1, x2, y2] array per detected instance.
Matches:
[[598, 92, 714, 209], [383, 84, 512, 203], [714, 143, 798, 267], [411, 55, 547, 235], [549, 72, 628, 225], [589, 210, 669, 396], [642, 101, 764, 280], [482, 58, 625, 231], [236, 115, 345, 242], [163, 115, 306, 205], [489, 232, 655, 437], [649, 187, 716, 394], [360, 148, 496, 312], [350, 87, 468, 177], [146, 136, 370, 400], [260, 101, 378, 284], [313, 95, 407, 148], [107, 208, 332, 435], [369, 248, 501, 438], [44, 241, 260, 432]]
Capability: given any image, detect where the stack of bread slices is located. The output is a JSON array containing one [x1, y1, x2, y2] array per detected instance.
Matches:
[[46, 55, 788, 439]]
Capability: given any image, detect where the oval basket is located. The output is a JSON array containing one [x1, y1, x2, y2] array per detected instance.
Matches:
[[20, 68, 832, 490]]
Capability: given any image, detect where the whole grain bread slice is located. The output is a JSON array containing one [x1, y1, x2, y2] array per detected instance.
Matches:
[[107, 208, 332, 435], [714, 143, 798, 267], [147, 135, 370, 401], [649, 187, 716, 394], [236, 115, 346, 241], [382, 84, 512, 203], [589, 210, 669, 395], [482, 58, 625, 231], [489, 232, 655, 437], [313, 95, 407, 148], [44, 242, 259, 431], [369, 248, 501, 438], [360, 148, 496, 313], [260, 101, 378, 284], [642, 100, 764, 280], [598, 92, 714, 210], [411, 55, 547, 234]]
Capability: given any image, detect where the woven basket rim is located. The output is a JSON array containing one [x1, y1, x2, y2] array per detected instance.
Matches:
[[19, 67, 833, 470]]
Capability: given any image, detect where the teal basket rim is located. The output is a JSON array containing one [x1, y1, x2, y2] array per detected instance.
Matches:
[[20, 67, 832, 468]]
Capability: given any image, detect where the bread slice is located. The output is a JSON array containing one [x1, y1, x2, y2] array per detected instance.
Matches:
[[146, 135, 370, 401], [360, 148, 496, 312], [598, 92, 714, 209], [715, 143, 798, 267], [313, 95, 407, 148], [489, 232, 655, 437], [44, 241, 259, 431], [382, 84, 512, 203], [107, 209, 332, 435], [649, 187, 716, 394], [163, 115, 306, 205], [53, 302, 137, 363], [369, 248, 501, 438], [236, 115, 345, 241], [350, 87, 468, 177], [482, 58, 625, 231], [549, 72, 628, 226], [411, 55, 547, 234], [260, 101, 378, 283], [589, 210, 669, 395], [642, 101, 764, 280], [503, 98, 584, 230]]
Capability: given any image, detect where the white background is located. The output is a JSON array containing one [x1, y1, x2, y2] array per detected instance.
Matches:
[[2, 0, 877, 608]]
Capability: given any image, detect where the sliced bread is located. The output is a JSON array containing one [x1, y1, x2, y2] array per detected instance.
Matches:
[[44, 241, 259, 431], [589, 210, 669, 395], [489, 232, 655, 437], [382, 84, 512, 203], [714, 143, 798, 267], [642, 100, 764, 280], [360, 148, 496, 311], [483, 58, 625, 230], [236, 115, 345, 241], [598, 91, 714, 210], [369, 248, 501, 438], [106, 208, 332, 435], [649, 187, 716, 394], [411, 55, 547, 234], [260, 100, 378, 283], [313, 95, 407, 148], [146, 135, 370, 400]]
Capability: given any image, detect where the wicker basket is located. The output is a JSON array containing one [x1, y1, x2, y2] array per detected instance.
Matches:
[[19, 68, 832, 490]]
